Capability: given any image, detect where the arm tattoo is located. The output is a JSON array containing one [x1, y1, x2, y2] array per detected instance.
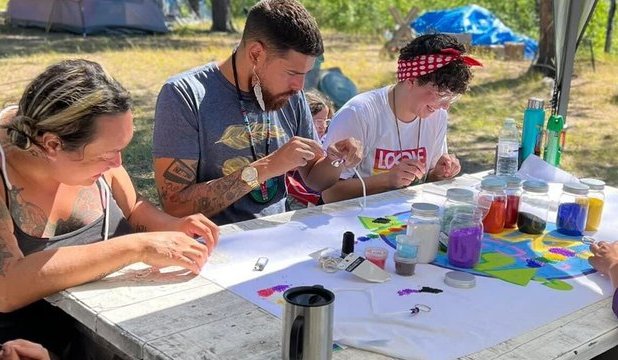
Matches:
[[159, 159, 251, 217], [134, 224, 147, 232], [0, 204, 14, 277], [94, 262, 131, 281], [163, 159, 196, 185], [187, 171, 248, 216], [159, 159, 198, 204], [0, 242, 13, 277], [8, 186, 47, 236]]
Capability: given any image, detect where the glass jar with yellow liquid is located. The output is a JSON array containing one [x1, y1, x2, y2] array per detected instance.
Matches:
[[580, 178, 605, 232]]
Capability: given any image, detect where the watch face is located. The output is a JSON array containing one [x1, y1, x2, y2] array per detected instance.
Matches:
[[242, 166, 258, 181]]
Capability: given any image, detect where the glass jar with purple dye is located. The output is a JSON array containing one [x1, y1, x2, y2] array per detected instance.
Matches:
[[556, 182, 590, 236], [447, 212, 484, 268]]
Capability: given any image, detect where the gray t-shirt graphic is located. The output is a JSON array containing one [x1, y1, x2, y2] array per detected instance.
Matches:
[[153, 62, 317, 225]]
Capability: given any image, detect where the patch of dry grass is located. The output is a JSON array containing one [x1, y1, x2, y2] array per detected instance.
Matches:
[[0, 25, 617, 203]]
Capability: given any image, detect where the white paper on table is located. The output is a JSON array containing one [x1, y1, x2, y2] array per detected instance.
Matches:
[[199, 184, 615, 360], [517, 155, 579, 184]]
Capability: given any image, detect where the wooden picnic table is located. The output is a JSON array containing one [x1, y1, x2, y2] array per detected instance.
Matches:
[[47, 172, 618, 359]]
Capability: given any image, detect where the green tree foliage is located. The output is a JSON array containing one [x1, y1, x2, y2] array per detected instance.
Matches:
[[232, 0, 616, 52], [300, 0, 540, 38]]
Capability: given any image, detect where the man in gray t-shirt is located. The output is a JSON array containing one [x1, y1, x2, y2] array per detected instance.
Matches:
[[152, 0, 361, 225]]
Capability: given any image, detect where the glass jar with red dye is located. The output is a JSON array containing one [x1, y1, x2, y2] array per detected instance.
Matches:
[[502, 176, 522, 229], [478, 177, 507, 234]]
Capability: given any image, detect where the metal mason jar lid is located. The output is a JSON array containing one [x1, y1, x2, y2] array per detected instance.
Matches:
[[527, 98, 544, 109], [480, 177, 507, 192], [411, 202, 439, 217], [580, 178, 605, 191], [522, 180, 549, 193], [501, 175, 523, 189], [562, 182, 589, 195], [444, 271, 476, 289], [446, 188, 474, 202]]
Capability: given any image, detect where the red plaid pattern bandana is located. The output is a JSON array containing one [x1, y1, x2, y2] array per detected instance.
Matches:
[[397, 48, 483, 82]]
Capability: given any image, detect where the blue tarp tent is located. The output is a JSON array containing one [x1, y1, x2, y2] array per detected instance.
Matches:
[[411, 5, 538, 60]]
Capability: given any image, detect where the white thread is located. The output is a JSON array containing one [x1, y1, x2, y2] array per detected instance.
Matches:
[[353, 167, 366, 208]]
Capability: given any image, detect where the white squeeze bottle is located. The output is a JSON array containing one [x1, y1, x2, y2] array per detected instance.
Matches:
[[495, 118, 519, 176]]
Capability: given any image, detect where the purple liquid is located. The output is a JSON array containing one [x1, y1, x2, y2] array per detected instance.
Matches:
[[557, 202, 587, 236], [447, 226, 483, 268]]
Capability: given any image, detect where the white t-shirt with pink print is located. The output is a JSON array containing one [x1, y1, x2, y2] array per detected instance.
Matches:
[[323, 86, 448, 180]]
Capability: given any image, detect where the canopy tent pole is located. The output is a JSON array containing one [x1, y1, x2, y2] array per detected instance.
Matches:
[[78, 0, 86, 37], [45, 0, 59, 33], [552, 0, 598, 118]]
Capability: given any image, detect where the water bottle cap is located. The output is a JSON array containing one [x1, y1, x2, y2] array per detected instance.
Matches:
[[562, 182, 589, 195], [547, 115, 564, 132], [523, 180, 549, 193], [580, 178, 605, 191], [446, 188, 474, 202], [527, 98, 544, 109], [481, 177, 507, 191], [503, 117, 516, 126], [411, 202, 439, 217]]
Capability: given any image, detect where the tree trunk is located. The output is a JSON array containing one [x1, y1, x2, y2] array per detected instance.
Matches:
[[531, 0, 556, 77], [606, 0, 617, 53], [211, 0, 236, 32]]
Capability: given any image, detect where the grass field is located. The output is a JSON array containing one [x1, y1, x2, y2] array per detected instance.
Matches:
[[0, 18, 617, 203]]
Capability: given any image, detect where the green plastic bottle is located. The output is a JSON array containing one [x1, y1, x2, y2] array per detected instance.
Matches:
[[543, 115, 564, 166]]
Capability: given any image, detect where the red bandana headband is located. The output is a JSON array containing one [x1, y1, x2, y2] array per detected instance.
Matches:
[[397, 48, 483, 82]]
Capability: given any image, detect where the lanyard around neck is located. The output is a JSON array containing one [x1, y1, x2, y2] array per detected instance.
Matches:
[[231, 50, 271, 161]]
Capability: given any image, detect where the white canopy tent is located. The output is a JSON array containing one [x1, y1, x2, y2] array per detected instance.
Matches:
[[552, 0, 598, 118]]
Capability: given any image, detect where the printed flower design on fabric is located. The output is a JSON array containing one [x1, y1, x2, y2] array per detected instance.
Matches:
[[215, 123, 286, 150], [222, 156, 251, 176]]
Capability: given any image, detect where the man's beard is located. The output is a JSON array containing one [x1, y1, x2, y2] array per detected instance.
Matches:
[[258, 84, 297, 112]]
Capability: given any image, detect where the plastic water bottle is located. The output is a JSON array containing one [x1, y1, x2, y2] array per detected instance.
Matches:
[[495, 118, 519, 176]]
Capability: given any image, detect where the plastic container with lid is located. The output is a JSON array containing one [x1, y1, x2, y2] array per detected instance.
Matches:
[[447, 212, 484, 268], [440, 188, 475, 239], [580, 178, 605, 232], [517, 180, 550, 234], [503, 176, 523, 229], [406, 203, 440, 263], [478, 177, 507, 234], [556, 182, 590, 236]]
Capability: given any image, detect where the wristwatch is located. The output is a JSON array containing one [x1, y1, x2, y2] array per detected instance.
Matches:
[[241, 166, 260, 189]]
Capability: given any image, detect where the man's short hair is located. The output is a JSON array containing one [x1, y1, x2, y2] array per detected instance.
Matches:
[[399, 34, 472, 94], [242, 0, 324, 58]]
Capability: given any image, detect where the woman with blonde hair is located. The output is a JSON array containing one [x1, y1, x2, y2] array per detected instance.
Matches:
[[0, 59, 219, 356]]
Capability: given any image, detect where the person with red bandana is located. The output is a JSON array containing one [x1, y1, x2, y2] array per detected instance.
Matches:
[[322, 34, 482, 203]]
